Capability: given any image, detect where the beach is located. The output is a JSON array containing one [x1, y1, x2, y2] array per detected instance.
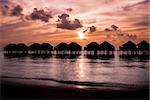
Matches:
[[1, 77, 149, 100]]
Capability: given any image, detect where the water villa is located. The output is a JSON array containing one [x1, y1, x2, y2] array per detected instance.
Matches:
[[3, 41, 149, 59]]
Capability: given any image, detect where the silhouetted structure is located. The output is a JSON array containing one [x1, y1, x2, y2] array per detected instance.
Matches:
[[4, 41, 149, 59], [41, 43, 53, 55], [55, 43, 69, 55], [17, 43, 28, 54], [137, 41, 149, 59], [85, 42, 99, 55], [99, 41, 115, 55], [4, 44, 18, 56], [137, 41, 149, 51], [29, 43, 41, 55], [119, 41, 137, 58], [68, 42, 81, 55], [120, 41, 137, 55]]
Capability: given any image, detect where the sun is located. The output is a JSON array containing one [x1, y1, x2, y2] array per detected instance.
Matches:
[[78, 31, 85, 40]]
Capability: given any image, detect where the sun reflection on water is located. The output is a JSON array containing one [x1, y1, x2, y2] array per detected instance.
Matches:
[[76, 53, 90, 82]]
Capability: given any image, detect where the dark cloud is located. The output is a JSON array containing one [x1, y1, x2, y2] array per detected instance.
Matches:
[[0, 5, 9, 15], [105, 28, 112, 31], [80, 26, 96, 34], [30, 8, 52, 22], [58, 13, 69, 19], [89, 26, 96, 32], [0, 0, 11, 15], [0, 1, 24, 17], [0, 0, 9, 4], [57, 13, 83, 30], [11, 5, 23, 16], [65, 8, 73, 12], [81, 27, 88, 33], [105, 24, 119, 31], [111, 24, 118, 31]]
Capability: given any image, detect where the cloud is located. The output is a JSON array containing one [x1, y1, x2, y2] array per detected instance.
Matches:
[[65, 8, 73, 12], [111, 24, 118, 31], [79, 26, 96, 34], [0, 0, 9, 4], [132, 15, 149, 27], [126, 34, 137, 40], [0, 0, 11, 15], [58, 13, 69, 19], [89, 26, 96, 32], [57, 13, 83, 30], [0, 1, 23, 17], [123, 0, 150, 11], [105, 28, 112, 31], [0, 5, 10, 15], [134, 20, 149, 27], [11, 5, 23, 16], [30, 8, 52, 22], [105, 24, 119, 31]]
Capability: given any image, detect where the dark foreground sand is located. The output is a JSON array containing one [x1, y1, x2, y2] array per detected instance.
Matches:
[[1, 78, 149, 100]]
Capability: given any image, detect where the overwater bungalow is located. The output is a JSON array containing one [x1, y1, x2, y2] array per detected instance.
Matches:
[[137, 40, 149, 56], [119, 41, 137, 55], [3, 43, 17, 55], [29, 43, 41, 55], [85, 42, 99, 55], [16, 43, 29, 54], [55, 43, 69, 55], [40, 43, 53, 55], [68, 42, 81, 55], [99, 41, 115, 55]]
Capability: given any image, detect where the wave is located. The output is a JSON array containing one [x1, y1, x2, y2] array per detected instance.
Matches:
[[1, 76, 147, 89]]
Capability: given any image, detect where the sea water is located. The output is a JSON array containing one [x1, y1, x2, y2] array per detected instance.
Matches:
[[0, 51, 149, 89]]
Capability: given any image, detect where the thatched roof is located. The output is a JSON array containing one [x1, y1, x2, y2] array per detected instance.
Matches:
[[99, 41, 115, 51], [68, 42, 81, 51]]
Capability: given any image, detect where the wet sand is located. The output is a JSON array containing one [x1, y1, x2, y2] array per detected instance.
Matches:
[[1, 78, 149, 100]]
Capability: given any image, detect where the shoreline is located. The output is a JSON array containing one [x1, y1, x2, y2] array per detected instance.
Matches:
[[1, 77, 149, 99]]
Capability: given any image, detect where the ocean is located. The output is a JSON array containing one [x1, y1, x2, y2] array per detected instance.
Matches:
[[0, 51, 149, 89]]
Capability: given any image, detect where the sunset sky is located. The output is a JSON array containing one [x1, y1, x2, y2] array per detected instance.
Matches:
[[0, 0, 149, 49]]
